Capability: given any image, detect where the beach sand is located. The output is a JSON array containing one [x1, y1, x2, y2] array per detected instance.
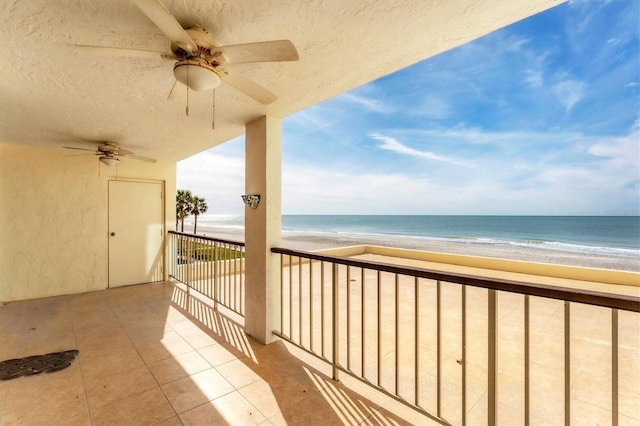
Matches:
[[188, 225, 640, 273]]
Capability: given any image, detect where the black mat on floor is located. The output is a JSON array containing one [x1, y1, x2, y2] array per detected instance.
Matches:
[[0, 350, 79, 380]]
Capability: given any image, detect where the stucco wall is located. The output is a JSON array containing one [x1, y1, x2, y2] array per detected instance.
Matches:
[[0, 143, 176, 302]]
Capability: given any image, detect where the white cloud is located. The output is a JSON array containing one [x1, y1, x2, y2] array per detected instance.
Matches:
[[553, 79, 586, 112], [338, 93, 392, 113], [177, 151, 245, 214], [370, 133, 471, 167], [587, 126, 640, 174], [415, 98, 451, 119], [503, 35, 530, 52], [524, 69, 543, 87]]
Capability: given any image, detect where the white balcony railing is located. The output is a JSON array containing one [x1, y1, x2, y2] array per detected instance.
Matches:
[[168, 231, 245, 317], [168, 233, 640, 425], [271, 247, 640, 426]]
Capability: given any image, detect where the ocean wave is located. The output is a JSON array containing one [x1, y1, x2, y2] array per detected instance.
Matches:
[[506, 240, 640, 257], [282, 229, 640, 257]]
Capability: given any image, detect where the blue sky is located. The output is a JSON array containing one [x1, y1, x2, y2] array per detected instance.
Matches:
[[178, 0, 639, 216]]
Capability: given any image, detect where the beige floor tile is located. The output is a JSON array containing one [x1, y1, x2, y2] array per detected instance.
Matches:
[[84, 365, 159, 410], [79, 346, 147, 381], [148, 350, 211, 385], [90, 387, 175, 426], [161, 368, 235, 414], [179, 401, 229, 425], [215, 358, 262, 389], [134, 330, 194, 363], [0, 379, 9, 417], [171, 319, 219, 349], [267, 392, 348, 426], [198, 342, 238, 366], [238, 380, 288, 420], [2, 365, 90, 426], [153, 415, 184, 426], [181, 391, 266, 426], [571, 398, 615, 425]]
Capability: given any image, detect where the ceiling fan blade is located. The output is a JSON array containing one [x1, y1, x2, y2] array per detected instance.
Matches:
[[117, 149, 134, 155], [69, 44, 176, 60], [213, 40, 299, 64], [132, 0, 197, 54], [63, 146, 97, 152], [126, 154, 157, 163], [219, 70, 278, 105]]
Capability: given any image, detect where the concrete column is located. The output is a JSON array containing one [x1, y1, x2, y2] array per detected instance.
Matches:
[[244, 115, 282, 344]]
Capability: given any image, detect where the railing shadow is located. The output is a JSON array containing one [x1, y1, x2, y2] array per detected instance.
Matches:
[[169, 282, 432, 425]]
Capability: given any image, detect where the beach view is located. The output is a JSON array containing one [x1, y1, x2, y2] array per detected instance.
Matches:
[[183, 214, 640, 272], [1, 0, 638, 424]]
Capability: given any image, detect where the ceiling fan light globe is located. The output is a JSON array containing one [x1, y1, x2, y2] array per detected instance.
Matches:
[[99, 156, 120, 167], [173, 61, 221, 91]]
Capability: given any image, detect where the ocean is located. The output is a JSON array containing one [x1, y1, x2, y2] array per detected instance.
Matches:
[[189, 215, 640, 258]]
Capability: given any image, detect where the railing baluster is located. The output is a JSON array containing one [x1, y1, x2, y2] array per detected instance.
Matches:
[[213, 241, 218, 307], [280, 254, 284, 336], [377, 270, 382, 387], [395, 273, 399, 397], [488, 289, 497, 426], [525, 295, 530, 426], [233, 242, 237, 310], [185, 238, 191, 285], [321, 261, 325, 358], [310, 258, 314, 353], [462, 284, 467, 426], [565, 301, 570, 426], [414, 276, 419, 407], [612, 309, 618, 426], [289, 254, 293, 339], [437, 280, 442, 418], [299, 256, 303, 344], [362, 268, 366, 379], [347, 266, 351, 372], [240, 246, 247, 312], [225, 243, 230, 307], [332, 262, 339, 380]]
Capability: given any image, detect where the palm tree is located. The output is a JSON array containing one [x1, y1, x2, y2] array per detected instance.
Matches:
[[176, 189, 193, 232], [191, 196, 208, 234]]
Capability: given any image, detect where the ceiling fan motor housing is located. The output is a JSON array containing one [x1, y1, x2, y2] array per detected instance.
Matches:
[[171, 28, 224, 91], [173, 58, 222, 91]]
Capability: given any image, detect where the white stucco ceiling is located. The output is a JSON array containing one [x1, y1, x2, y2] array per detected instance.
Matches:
[[0, 0, 563, 162]]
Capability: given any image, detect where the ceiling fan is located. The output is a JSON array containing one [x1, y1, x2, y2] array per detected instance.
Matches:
[[71, 0, 299, 106], [64, 141, 156, 167]]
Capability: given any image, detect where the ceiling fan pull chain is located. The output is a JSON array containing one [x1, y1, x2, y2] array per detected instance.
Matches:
[[186, 63, 190, 116]]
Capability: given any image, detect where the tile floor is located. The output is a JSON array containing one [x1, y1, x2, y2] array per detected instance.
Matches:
[[0, 281, 436, 426]]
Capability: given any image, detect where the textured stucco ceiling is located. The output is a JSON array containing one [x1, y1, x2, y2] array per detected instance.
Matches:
[[0, 0, 563, 162]]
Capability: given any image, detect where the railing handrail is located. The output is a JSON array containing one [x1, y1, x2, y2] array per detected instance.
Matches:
[[271, 246, 640, 313], [169, 230, 245, 247]]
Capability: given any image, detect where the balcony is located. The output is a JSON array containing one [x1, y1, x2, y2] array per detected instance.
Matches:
[[0, 280, 431, 425], [0, 232, 638, 425]]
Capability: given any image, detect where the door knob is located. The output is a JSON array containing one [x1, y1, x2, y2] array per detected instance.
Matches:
[[110, 232, 116, 236]]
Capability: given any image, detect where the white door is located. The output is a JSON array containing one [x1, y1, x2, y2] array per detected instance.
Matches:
[[108, 180, 164, 288]]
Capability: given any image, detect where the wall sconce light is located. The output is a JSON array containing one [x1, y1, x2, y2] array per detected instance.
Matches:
[[241, 194, 261, 209]]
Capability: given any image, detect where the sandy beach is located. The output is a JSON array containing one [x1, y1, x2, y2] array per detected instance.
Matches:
[[188, 225, 640, 273]]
